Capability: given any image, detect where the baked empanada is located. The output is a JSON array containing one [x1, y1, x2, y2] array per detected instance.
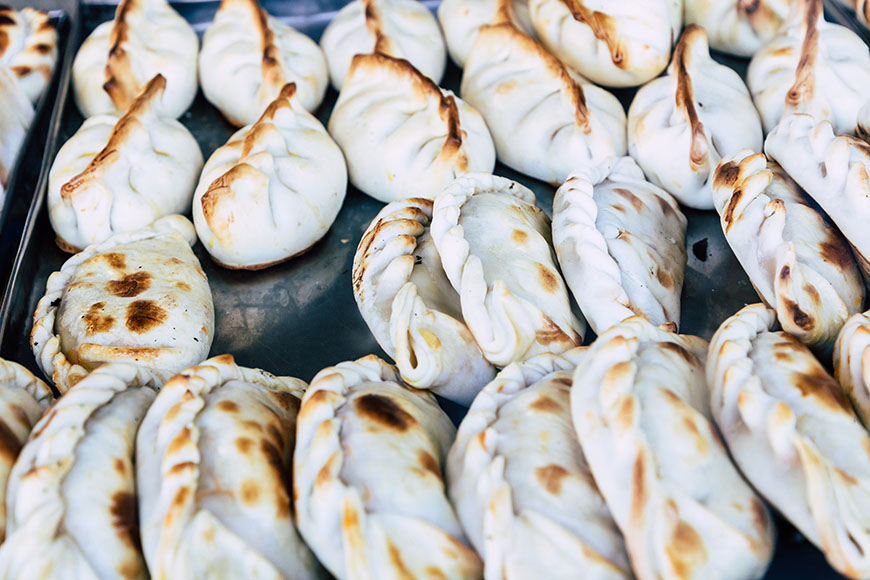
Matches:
[[713, 150, 863, 349], [329, 51, 494, 202], [0, 6, 58, 103], [31, 215, 214, 394], [193, 83, 346, 270], [628, 25, 763, 209], [294, 355, 482, 580], [353, 198, 495, 405], [552, 156, 687, 335], [0, 359, 52, 543], [747, 0, 870, 135], [528, 0, 681, 88], [835, 310, 870, 426], [199, 0, 328, 125], [430, 174, 583, 366], [48, 75, 203, 252], [708, 304, 870, 579], [448, 348, 632, 580], [0, 67, 33, 189], [460, 11, 626, 185], [765, 113, 870, 278], [72, 0, 198, 118], [0, 363, 161, 580], [137, 355, 321, 580], [683, 0, 791, 57], [573, 316, 776, 580], [437, 0, 534, 68], [319, 0, 446, 90]]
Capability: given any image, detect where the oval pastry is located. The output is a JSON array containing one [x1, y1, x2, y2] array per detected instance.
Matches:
[[437, 0, 535, 68], [31, 215, 214, 394], [329, 51, 494, 203], [0, 67, 34, 192], [712, 150, 863, 349], [48, 75, 203, 253], [294, 355, 482, 580], [683, 0, 791, 57], [708, 304, 870, 579], [353, 198, 495, 405], [72, 0, 198, 118], [193, 83, 346, 270], [199, 0, 328, 125], [460, 8, 626, 186], [747, 0, 870, 135], [319, 0, 446, 90], [528, 0, 681, 88], [0, 6, 58, 103], [430, 174, 584, 367], [573, 316, 776, 580], [137, 355, 321, 580], [448, 348, 632, 580], [553, 156, 687, 335], [0, 364, 160, 580], [0, 358, 52, 544], [628, 25, 762, 209]]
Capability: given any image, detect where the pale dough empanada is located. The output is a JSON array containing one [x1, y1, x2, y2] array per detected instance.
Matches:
[[683, 0, 792, 57], [437, 0, 535, 68], [0, 66, 33, 190], [0, 6, 58, 103]]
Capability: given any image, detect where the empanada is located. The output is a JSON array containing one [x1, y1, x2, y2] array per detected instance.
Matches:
[[572, 316, 776, 580], [0, 363, 161, 580], [0, 6, 58, 103], [460, 10, 626, 185], [683, 0, 791, 57], [437, 0, 535, 68], [712, 150, 863, 349], [137, 355, 321, 580], [319, 0, 446, 90], [328, 51, 494, 202], [765, 113, 870, 278], [835, 310, 870, 426], [708, 304, 870, 579], [353, 198, 495, 405], [430, 174, 584, 366], [747, 0, 870, 135], [552, 156, 687, 335], [448, 348, 632, 580], [0, 67, 34, 189], [193, 83, 346, 270], [0, 359, 52, 543], [294, 355, 482, 580], [48, 75, 203, 252], [628, 25, 763, 209], [72, 0, 198, 118], [199, 0, 328, 125], [528, 0, 681, 88], [31, 215, 214, 394]]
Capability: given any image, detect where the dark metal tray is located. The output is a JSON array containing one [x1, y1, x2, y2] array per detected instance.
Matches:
[[0, 0, 78, 291], [0, 1, 854, 577]]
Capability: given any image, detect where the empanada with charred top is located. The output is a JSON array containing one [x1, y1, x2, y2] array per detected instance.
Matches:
[[573, 316, 776, 580], [137, 355, 323, 580], [72, 0, 198, 118], [709, 304, 870, 579], [448, 348, 632, 580], [712, 150, 863, 350], [628, 25, 762, 209], [684, 0, 792, 57], [319, 0, 446, 90], [193, 83, 346, 270], [353, 198, 495, 405], [748, 0, 870, 135], [328, 51, 494, 202], [0, 363, 162, 580], [199, 0, 328, 125], [437, 0, 535, 68], [0, 6, 58, 103], [294, 355, 481, 580], [31, 215, 214, 394], [48, 75, 203, 253]]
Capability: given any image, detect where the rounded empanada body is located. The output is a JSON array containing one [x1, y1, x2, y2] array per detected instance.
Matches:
[[0, 6, 58, 103], [684, 0, 791, 57]]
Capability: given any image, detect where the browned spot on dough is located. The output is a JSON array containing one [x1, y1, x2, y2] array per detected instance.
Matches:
[[631, 453, 647, 521], [174, 281, 191, 291], [355, 394, 416, 431], [167, 427, 192, 456], [803, 284, 821, 306], [511, 229, 529, 244], [792, 369, 850, 412], [535, 464, 569, 494], [218, 400, 240, 413], [168, 461, 196, 476], [111, 491, 142, 551], [537, 264, 559, 293], [820, 238, 854, 270], [530, 395, 562, 413], [666, 517, 707, 579], [536, 315, 574, 346], [84, 302, 114, 335], [780, 264, 791, 281], [0, 420, 21, 461], [656, 268, 673, 289], [783, 298, 813, 330], [272, 390, 301, 415], [751, 498, 769, 533], [722, 189, 743, 232], [424, 566, 448, 580], [260, 438, 292, 519], [106, 271, 151, 298], [682, 417, 711, 455], [100, 252, 127, 270], [613, 188, 645, 212], [616, 396, 636, 430], [240, 479, 260, 504], [387, 540, 415, 580], [660, 341, 696, 364], [235, 437, 255, 454], [34, 42, 52, 54], [418, 450, 441, 478], [114, 458, 126, 474], [714, 160, 741, 190], [125, 300, 167, 333]]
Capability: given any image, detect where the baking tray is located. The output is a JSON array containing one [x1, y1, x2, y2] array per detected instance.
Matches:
[[0, 0, 78, 291], [0, 1, 852, 577]]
